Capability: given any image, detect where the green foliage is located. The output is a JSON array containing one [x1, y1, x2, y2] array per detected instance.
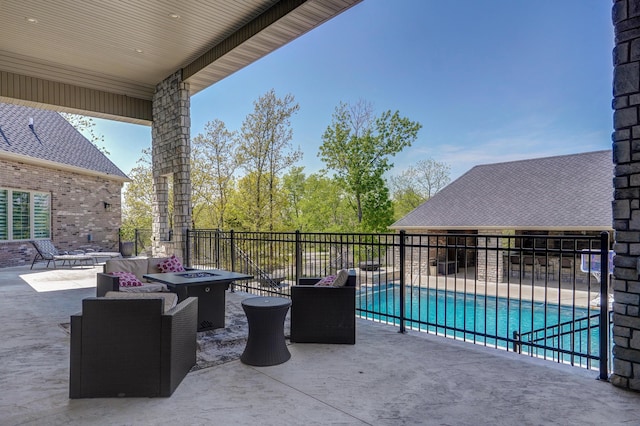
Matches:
[[121, 149, 153, 234], [319, 101, 421, 231], [361, 179, 394, 232], [191, 119, 238, 229], [236, 89, 301, 231], [120, 93, 428, 235], [281, 169, 356, 232]]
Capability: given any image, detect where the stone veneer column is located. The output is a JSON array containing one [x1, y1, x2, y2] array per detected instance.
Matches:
[[612, 0, 640, 391], [151, 70, 191, 260], [476, 230, 504, 283]]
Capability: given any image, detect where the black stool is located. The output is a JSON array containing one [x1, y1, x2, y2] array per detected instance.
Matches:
[[240, 297, 291, 366]]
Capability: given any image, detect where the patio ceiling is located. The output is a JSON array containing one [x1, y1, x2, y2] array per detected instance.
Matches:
[[0, 0, 361, 125]]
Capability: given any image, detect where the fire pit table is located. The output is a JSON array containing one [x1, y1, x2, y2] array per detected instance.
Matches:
[[143, 269, 252, 331]]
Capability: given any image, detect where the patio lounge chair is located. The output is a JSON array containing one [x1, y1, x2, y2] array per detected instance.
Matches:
[[69, 295, 198, 398], [290, 270, 356, 344], [30, 240, 94, 269]]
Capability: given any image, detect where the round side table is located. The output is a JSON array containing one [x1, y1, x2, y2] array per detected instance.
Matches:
[[240, 296, 291, 366]]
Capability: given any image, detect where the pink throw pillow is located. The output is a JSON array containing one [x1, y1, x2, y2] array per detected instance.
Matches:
[[158, 255, 185, 273], [314, 275, 337, 287], [110, 271, 143, 287]]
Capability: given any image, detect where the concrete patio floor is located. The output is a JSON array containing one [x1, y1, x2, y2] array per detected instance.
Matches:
[[1, 265, 639, 425]]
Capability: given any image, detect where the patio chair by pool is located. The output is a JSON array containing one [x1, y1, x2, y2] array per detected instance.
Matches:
[[522, 256, 536, 278], [290, 270, 356, 344], [560, 258, 573, 281], [30, 239, 94, 269], [69, 295, 197, 398], [536, 257, 555, 279], [509, 256, 521, 277]]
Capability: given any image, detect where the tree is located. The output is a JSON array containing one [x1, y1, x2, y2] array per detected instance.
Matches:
[[226, 171, 287, 231], [319, 100, 422, 231], [60, 113, 110, 154], [237, 89, 302, 230], [281, 169, 356, 232], [281, 166, 307, 230], [121, 149, 153, 238], [361, 177, 394, 232], [389, 158, 451, 219], [191, 119, 239, 229]]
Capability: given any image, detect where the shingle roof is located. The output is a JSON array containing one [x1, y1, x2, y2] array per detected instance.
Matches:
[[391, 150, 613, 231], [0, 103, 128, 180]]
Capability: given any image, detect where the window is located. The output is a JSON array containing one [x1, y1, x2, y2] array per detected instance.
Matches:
[[33, 193, 51, 239], [0, 189, 50, 241], [0, 190, 7, 240]]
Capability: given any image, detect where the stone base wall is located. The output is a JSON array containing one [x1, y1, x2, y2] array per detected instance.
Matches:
[[0, 159, 122, 267]]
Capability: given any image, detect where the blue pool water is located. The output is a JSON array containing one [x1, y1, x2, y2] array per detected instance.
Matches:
[[358, 284, 603, 365]]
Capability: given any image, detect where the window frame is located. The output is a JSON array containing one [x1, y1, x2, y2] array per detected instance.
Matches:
[[0, 188, 51, 242]]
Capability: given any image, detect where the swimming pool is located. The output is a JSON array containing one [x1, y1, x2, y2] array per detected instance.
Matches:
[[357, 284, 603, 367]]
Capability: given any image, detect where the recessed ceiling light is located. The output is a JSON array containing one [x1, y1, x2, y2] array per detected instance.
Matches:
[[134, 48, 144, 54], [25, 17, 38, 24], [168, 13, 180, 19]]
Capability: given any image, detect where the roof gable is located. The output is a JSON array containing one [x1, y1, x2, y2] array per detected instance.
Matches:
[[391, 151, 613, 231], [0, 103, 128, 180]]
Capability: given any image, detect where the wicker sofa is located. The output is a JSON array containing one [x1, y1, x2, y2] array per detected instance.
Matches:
[[69, 295, 198, 398], [290, 270, 356, 344], [96, 257, 184, 296]]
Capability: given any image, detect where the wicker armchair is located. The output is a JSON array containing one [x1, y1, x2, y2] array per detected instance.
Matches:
[[290, 270, 356, 344], [69, 296, 198, 398]]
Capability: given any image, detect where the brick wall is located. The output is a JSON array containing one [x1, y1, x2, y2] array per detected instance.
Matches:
[[612, 0, 640, 391], [0, 159, 122, 267]]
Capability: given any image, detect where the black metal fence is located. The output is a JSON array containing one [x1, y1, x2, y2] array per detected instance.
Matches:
[[184, 229, 611, 378], [118, 228, 153, 257]]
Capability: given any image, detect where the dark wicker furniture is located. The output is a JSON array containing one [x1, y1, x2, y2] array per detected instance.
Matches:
[[241, 296, 291, 366], [290, 270, 356, 344], [69, 296, 198, 398], [143, 269, 253, 331]]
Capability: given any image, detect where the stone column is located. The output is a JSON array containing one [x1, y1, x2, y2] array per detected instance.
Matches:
[[476, 230, 503, 283], [151, 70, 191, 260], [611, 0, 640, 391]]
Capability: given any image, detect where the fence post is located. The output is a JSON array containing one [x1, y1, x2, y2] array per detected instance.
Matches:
[[214, 229, 220, 268], [399, 230, 406, 334], [512, 331, 521, 353], [295, 230, 301, 284], [185, 229, 191, 267], [230, 230, 236, 272], [599, 231, 610, 381]]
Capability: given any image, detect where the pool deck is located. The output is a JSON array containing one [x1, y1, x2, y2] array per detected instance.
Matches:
[[1, 264, 639, 425], [358, 266, 602, 308]]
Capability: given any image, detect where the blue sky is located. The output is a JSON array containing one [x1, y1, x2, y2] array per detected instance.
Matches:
[[90, 0, 614, 182]]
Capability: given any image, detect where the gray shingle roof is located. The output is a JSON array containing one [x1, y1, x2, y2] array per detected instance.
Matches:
[[0, 103, 128, 180], [391, 150, 613, 231]]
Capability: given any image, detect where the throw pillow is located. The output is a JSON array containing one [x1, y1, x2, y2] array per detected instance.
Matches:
[[110, 271, 143, 287], [332, 269, 349, 287], [158, 254, 185, 273], [314, 274, 337, 287]]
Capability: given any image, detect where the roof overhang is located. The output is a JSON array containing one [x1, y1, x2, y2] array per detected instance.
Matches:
[[0, 0, 361, 125]]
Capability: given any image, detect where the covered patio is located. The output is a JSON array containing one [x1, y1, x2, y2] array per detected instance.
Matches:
[[2, 0, 640, 395], [1, 265, 639, 425]]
